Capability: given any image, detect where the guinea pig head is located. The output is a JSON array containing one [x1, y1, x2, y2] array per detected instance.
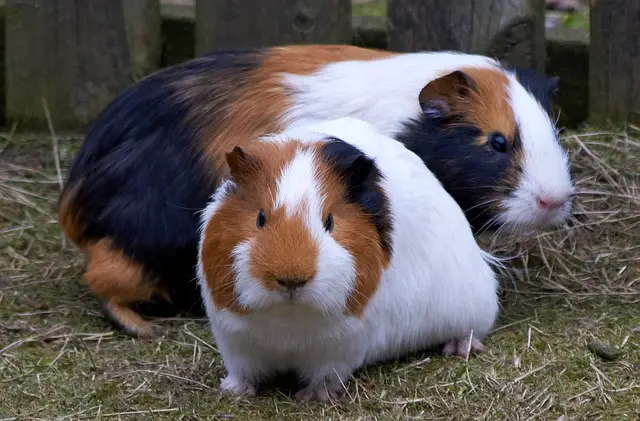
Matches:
[[406, 66, 575, 235], [198, 138, 392, 317]]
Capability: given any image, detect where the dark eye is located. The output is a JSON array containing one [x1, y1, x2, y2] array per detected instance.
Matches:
[[489, 133, 508, 153], [256, 209, 266, 228], [324, 213, 334, 232]]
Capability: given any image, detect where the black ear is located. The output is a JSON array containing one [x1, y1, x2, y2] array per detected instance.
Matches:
[[418, 70, 475, 117], [345, 155, 375, 187], [225, 146, 258, 183], [547, 76, 560, 96]]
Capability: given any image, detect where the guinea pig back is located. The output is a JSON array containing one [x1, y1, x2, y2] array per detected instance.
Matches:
[[57, 45, 393, 337]]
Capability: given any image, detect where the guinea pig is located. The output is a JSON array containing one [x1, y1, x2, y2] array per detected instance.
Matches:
[[196, 117, 500, 400], [58, 45, 571, 337]]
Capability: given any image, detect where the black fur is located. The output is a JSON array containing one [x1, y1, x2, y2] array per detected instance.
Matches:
[[396, 69, 559, 234], [512, 67, 559, 116], [319, 137, 394, 257], [62, 49, 264, 316]]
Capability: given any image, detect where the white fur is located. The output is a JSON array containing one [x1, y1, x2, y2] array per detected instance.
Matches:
[[196, 145, 361, 398], [500, 74, 576, 232], [281, 51, 496, 136], [197, 117, 499, 399], [279, 50, 574, 233]]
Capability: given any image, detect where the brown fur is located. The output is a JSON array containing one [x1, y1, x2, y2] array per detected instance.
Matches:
[[58, 184, 168, 336], [199, 141, 301, 312], [83, 239, 166, 336], [313, 150, 387, 317], [57, 181, 85, 246], [173, 45, 394, 182], [420, 67, 516, 145], [200, 139, 386, 317], [249, 206, 319, 290]]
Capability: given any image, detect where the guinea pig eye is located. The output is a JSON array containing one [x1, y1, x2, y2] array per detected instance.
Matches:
[[324, 213, 334, 233], [256, 209, 266, 228], [489, 133, 508, 153]]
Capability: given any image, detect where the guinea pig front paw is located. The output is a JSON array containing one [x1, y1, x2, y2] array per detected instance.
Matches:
[[294, 382, 343, 402], [442, 336, 486, 358], [220, 374, 256, 398]]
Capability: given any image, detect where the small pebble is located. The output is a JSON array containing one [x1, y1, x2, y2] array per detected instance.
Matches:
[[587, 340, 623, 361]]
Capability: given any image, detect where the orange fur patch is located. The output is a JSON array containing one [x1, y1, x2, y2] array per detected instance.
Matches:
[[176, 45, 394, 182], [423, 67, 516, 144], [83, 239, 166, 335], [57, 181, 85, 246], [313, 146, 387, 317], [84, 239, 165, 305], [249, 206, 319, 290], [199, 141, 301, 312], [102, 301, 155, 337]]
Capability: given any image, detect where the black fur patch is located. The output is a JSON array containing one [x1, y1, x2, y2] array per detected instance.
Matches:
[[397, 118, 510, 233], [61, 49, 265, 315], [511, 67, 558, 117], [318, 137, 394, 258], [397, 68, 560, 234]]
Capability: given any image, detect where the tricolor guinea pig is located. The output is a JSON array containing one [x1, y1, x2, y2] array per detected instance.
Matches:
[[196, 117, 500, 401], [58, 45, 572, 337]]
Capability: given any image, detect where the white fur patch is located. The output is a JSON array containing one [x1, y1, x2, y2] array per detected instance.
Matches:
[[502, 73, 575, 232], [281, 51, 497, 137]]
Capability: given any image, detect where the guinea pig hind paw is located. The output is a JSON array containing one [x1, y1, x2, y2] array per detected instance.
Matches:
[[442, 337, 486, 358], [220, 375, 256, 398]]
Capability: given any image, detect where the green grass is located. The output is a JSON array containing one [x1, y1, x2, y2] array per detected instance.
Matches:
[[0, 129, 638, 420]]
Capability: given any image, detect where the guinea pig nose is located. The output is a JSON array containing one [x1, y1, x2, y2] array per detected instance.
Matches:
[[276, 278, 308, 290], [536, 196, 565, 211]]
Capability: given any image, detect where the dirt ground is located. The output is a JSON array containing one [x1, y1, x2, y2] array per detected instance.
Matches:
[[0, 127, 638, 420]]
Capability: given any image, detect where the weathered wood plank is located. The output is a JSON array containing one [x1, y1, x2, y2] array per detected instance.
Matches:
[[589, 0, 640, 125], [195, 0, 352, 56], [5, 0, 131, 130], [387, 0, 547, 73], [124, 0, 162, 81]]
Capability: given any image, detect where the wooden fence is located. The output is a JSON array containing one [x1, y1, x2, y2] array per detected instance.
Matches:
[[2, 0, 638, 131]]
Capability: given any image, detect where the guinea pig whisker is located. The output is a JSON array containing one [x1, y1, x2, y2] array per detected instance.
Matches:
[[464, 198, 503, 213], [476, 214, 501, 237], [448, 185, 514, 192]]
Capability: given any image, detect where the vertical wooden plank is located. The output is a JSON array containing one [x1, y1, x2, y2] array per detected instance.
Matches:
[[589, 0, 640, 125], [195, 0, 352, 56], [5, 0, 131, 130], [123, 0, 162, 81], [387, 0, 547, 73]]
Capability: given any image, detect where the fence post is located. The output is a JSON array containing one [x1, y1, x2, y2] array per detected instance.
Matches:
[[124, 0, 162, 81], [387, 0, 547, 73], [5, 0, 131, 130], [195, 0, 352, 56], [589, 0, 640, 125]]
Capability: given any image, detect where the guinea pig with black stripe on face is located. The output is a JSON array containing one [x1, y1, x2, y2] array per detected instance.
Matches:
[[285, 58, 575, 235], [58, 45, 572, 338], [196, 117, 500, 401]]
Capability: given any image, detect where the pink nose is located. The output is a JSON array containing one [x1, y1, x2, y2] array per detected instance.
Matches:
[[536, 196, 565, 211]]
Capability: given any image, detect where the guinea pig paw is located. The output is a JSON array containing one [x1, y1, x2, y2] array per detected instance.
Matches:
[[220, 375, 256, 398], [442, 337, 486, 358], [294, 382, 343, 402]]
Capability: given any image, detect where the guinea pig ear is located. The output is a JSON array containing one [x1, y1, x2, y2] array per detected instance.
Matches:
[[418, 70, 475, 117], [345, 154, 376, 187], [547, 76, 560, 96], [226, 146, 259, 183]]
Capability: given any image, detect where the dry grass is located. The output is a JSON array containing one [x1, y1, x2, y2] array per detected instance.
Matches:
[[0, 126, 638, 420]]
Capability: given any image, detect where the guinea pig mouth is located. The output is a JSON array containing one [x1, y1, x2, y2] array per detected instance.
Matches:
[[503, 208, 569, 236]]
